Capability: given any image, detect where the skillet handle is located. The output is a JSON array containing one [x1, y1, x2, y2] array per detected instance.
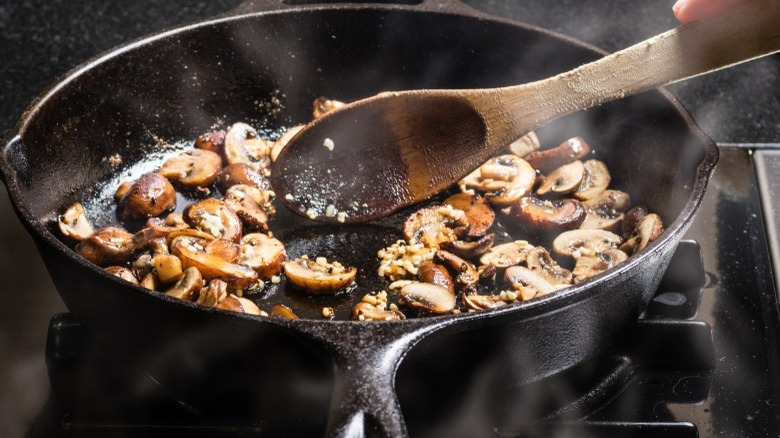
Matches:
[[229, 0, 480, 15], [295, 319, 451, 437]]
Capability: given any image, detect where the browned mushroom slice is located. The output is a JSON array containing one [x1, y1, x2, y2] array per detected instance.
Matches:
[[234, 296, 264, 315], [206, 239, 240, 263], [525, 136, 592, 174], [166, 228, 216, 245], [313, 97, 347, 119], [158, 149, 222, 188], [479, 240, 535, 270], [352, 302, 405, 321], [508, 131, 540, 158], [417, 262, 454, 293], [442, 192, 495, 238], [58, 202, 94, 241], [572, 249, 629, 283], [224, 185, 269, 230], [504, 266, 565, 300], [440, 233, 495, 259], [152, 254, 183, 284], [621, 205, 649, 239], [196, 278, 227, 307], [76, 226, 135, 266], [270, 125, 304, 162], [171, 235, 258, 290], [463, 293, 506, 311], [194, 129, 226, 154], [224, 122, 272, 168], [536, 160, 585, 196], [526, 247, 573, 285], [269, 304, 299, 320], [400, 283, 456, 314], [165, 266, 203, 301], [239, 233, 286, 279], [510, 197, 586, 232], [114, 181, 133, 202], [145, 213, 189, 237], [214, 295, 264, 315], [620, 213, 664, 256], [402, 205, 468, 249], [284, 256, 356, 294], [580, 190, 631, 231], [105, 266, 138, 284], [216, 163, 271, 192], [552, 229, 623, 258], [183, 198, 242, 242], [483, 156, 537, 206], [139, 272, 160, 291], [116, 173, 176, 221], [434, 250, 479, 289], [573, 160, 611, 201]]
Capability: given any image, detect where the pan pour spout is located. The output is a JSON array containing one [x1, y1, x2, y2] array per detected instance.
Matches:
[[292, 318, 455, 437]]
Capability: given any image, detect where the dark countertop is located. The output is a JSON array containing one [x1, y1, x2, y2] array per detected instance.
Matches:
[[0, 1, 778, 436]]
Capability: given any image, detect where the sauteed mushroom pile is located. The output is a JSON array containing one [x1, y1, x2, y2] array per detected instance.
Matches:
[[57, 97, 664, 321]]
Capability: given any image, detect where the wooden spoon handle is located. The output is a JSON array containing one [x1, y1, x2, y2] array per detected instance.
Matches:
[[504, 0, 780, 132]]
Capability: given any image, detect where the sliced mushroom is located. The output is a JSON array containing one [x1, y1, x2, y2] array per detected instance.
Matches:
[[114, 181, 133, 202], [166, 228, 216, 245], [224, 122, 272, 168], [152, 254, 183, 284], [116, 173, 177, 221], [183, 198, 242, 242], [58, 202, 94, 241], [442, 192, 495, 238], [461, 155, 536, 207], [504, 266, 565, 300], [525, 136, 592, 174], [194, 129, 226, 154], [573, 159, 611, 200], [165, 266, 203, 301], [171, 235, 258, 290], [196, 278, 228, 307], [132, 253, 154, 280], [536, 160, 585, 195], [526, 247, 572, 285], [239, 233, 286, 279], [234, 296, 263, 315], [580, 190, 631, 231], [206, 239, 240, 263], [463, 293, 506, 311], [216, 163, 271, 192], [313, 97, 347, 119], [145, 212, 189, 237], [552, 229, 623, 258], [400, 282, 456, 314], [440, 233, 495, 259], [479, 240, 535, 269], [417, 261, 454, 293], [352, 302, 405, 321], [434, 250, 479, 290], [158, 149, 222, 188], [76, 226, 135, 266], [621, 205, 649, 239], [572, 249, 629, 283], [510, 197, 586, 232], [139, 272, 160, 291], [269, 304, 299, 320], [508, 131, 540, 158], [620, 213, 664, 256], [402, 205, 468, 249], [283, 256, 356, 294], [105, 266, 138, 284], [270, 125, 304, 162], [223, 185, 269, 230]]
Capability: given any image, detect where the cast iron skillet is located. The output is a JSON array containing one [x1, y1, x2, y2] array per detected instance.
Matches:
[[0, 0, 717, 436]]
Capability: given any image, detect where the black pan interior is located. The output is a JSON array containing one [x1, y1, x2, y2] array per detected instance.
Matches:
[[8, 8, 706, 319]]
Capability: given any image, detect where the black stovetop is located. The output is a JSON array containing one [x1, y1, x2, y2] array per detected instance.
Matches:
[[2, 2, 780, 438]]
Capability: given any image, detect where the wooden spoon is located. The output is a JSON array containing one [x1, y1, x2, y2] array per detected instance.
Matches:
[[272, 0, 780, 223]]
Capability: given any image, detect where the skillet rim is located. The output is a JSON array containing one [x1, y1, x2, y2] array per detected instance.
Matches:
[[0, 3, 719, 329]]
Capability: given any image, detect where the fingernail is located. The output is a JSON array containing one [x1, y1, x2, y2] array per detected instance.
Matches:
[[672, 0, 687, 13]]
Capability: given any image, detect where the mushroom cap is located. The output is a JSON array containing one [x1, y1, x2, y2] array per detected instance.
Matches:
[[165, 266, 203, 302], [536, 160, 585, 195], [504, 266, 564, 298], [620, 213, 664, 256], [525, 136, 592, 174], [510, 196, 587, 232], [580, 190, 631, 231], [171, 235, 258, 290], [76, 226, 135, 266], [269, 304, 299, 320], [158, 149, 223, 188], [417, 261, 454, 293], [526, 246, 572, 285], [440, 233, 495, 259], [434, 250, 479, 289], [459, 155, 536, 206], [573, 159, 611, 201], [239, 233, 286, 280], [283, 257, 356, 294], [58, 202, 94, 241], [183, 198, 243, 242], [116, 173, 176, 221], [223, 185, 270, 231], [194, 129, 226, 154], [552, 229, 623, 258], [400, 282, 456, 314], [105, 266, 138, 284], [479, 240, 535, 269], [402, 205, 468, 249], [216, 163, 271, 192], [573, 249, 629, 283], [224, 122, 272, 168], [443, 192, 495, 238]]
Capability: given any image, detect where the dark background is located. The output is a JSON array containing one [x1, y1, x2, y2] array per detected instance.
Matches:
[[0, 1, 777, 436]]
